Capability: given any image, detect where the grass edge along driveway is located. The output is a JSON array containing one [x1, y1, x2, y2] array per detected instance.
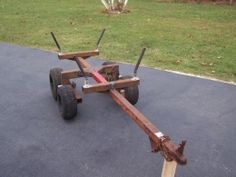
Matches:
[[0, 0, 235, 82]]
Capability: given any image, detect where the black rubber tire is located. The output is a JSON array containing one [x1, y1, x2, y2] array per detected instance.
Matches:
[[102, 61, 119, 81], [120, 75, 139, 105], [102, 61, 117, 65], [57, 85, 77, 120], [49, 68, 62, 100]]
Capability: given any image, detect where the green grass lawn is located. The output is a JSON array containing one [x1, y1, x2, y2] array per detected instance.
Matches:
[[0, 0, 235, 82]]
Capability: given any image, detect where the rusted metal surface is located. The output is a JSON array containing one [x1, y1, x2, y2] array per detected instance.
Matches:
[[77, 57, 91, 69], [51, 31, 187, 165], [58, 50, 99, 60], [82, 78, 139, 94], [89, 68, 187, 165], [57, 53, 187, 165], [61, 69, 92, 85]]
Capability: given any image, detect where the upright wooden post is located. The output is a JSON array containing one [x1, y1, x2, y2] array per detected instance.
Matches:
[[161, 160, 177, 177]]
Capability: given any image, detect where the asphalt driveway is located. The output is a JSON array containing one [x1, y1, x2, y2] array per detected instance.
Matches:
[[0, 42, 235, 177]]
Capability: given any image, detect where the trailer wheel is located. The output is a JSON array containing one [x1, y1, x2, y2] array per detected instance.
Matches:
[[49, 68, 62, 100], [102, 61, 116, 65], [57, 85, 77, 120], [102, 61, 119, 81], [120, 75, 139, 105]]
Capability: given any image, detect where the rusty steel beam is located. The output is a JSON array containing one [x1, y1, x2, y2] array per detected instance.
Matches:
[[61, 69, 92, 85], [61, 69, 91, 80], [58, 50, 99, 60], [112, 89, 187, 164], [82, 78, 139, 93], [77, 57, 91, 69], [90, 67, 187, 165]]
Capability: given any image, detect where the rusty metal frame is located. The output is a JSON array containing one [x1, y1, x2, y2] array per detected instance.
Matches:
[[50, 30, 187, 166], [82, 78, 139, 93], [57, 54, 187, 165], [58, 50, 99, 60]]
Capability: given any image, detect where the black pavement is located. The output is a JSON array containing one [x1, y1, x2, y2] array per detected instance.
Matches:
[[0, 42, 235, 177]]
